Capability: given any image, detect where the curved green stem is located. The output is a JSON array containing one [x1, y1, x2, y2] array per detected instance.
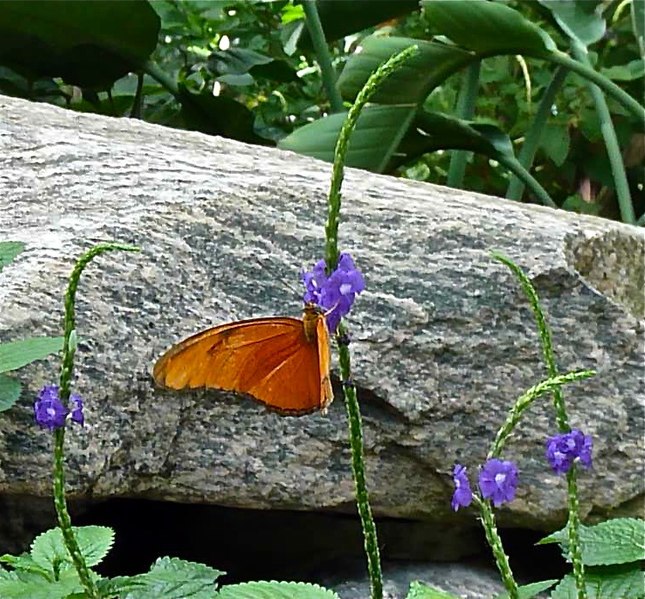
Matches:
[[53, 242, 139, 599], [506, 66, 568, 201], [497, 154, 557, 208], [447, 61, 481, 187], [302, 0, 344, 113], [570, 40, 634, 225]]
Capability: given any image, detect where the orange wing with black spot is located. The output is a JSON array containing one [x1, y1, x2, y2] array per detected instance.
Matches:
[[153, 308, 333, 415]]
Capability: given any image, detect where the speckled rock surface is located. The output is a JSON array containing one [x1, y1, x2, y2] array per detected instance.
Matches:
[[0, 95, 643, 534]]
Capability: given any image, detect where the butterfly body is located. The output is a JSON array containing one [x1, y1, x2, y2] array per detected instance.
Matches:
[[153, 303, 333, 415]]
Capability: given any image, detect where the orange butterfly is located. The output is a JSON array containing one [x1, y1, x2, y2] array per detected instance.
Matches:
[[153, 302, 333, 415]]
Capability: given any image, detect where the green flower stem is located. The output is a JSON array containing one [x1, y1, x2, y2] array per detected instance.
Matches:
[[497, 154, 557, 208], [447, 60, 481, 188], [492, 252, 587, 598], [487, 371, 595, 459], [302, 0, 344, 114], [53, 242, 139, 599], [337, 324, 382, 599], [325, 45, 419, 271], [549, 50, 645, 123], [570, 40, 634, 225], [506, 66, 568, 201], [475, 496, 519, 598], [322, 46, 418, 599]]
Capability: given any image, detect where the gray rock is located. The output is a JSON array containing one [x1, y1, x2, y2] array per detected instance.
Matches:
[[0, 94, 643, 546]]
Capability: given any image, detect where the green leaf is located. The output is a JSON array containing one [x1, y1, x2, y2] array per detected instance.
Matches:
[[494, 579, 558, 599], [0, 337, 64, 374], [422, 0, 557, 57], [177, 84, 268, 144], [538, 0, 606, 46], [297, 0, 419, 48], [338, 36, 473, 104], [562, 194, 601, 216], [122, 556, 223, 599], [0, 553, 51, 578], [0, 569, 83, 599], [540, 518, 645, 566], [216, 581, 340, 599], [0, 241, 25, 271], [31, 526, 115, 572], [208, 47, 272, 75], [551, 565, 645, 599], [0, 0, 160, 88], [601, 59, 645, 81], [539, 122, 570, 166], [0, 374, 21, 412], [406, 580, 460, 598], [278, 104, 416, 173]]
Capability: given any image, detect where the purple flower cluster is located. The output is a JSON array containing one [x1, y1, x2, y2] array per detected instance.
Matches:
[[302, 252, 365, 332], [34, 385, 84, 431], [451, 459, 519, 511], [546, 429, 592, 475]]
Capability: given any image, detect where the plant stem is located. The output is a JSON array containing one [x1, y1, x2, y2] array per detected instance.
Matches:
[[570, 40, 634, 225], [323, 46, 419, 599], [447, 61, 481, 187], [325, 45, 419, 270], [549, 50, 644, 123], [497, 154, 557, 208], [53, 242, 139, 599], [506, 66, 568, 201], [302, 0, 344, 113]]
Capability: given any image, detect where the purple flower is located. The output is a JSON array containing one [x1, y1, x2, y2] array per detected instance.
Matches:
[[478, 459, 519, 507], [451, 464, 473, 511], [301, 252, 365, 332], [70, 394, 84, 426], [34, 385, 85, 431], [34, 385, 68, 431], [545, 429, 593, 475]]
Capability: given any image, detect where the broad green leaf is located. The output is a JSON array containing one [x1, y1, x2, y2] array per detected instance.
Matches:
[[0, 0, 160, 89], [0, 374, 21, 412], [494, 579, 558, 599], [540, 518, 645, 566], [31, 526, 115, 571], [422, 0, 557, 57], [601, 59, 645, 81], [538, 0, 606, 46], [297, 0, 419, 49], [0, 337, 64, 374], [0, 553, 50, 578], [562, 194, 601, 216], [278, 104, 416, 173], [121, 557, 223, 599], [177, 85, 268, 144], [0, 569, 83, 599], [216, 581, 340, 599], [209, 47, 273, 75], [406, 580, 460, 598], [391, 111, 515, 170], [0, 241, 25, 271], [551, 565, 645, 598], [539, 122, 570, 166], [338, 36, 474, 104]]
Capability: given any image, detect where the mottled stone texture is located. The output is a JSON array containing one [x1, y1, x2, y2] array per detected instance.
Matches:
[[0, 95, 643, 531]]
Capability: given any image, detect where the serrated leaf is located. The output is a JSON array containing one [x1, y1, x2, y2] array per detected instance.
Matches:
[[406, 580, 460, 598], [539, 122, 570, 166], [0, 241, 25, 271], [539, 518, 645, 566], [216, 581, 341, 599], [495, 579, 558, 599], [538, 0, 606, 46], [278, 104, 416, 173], [551, 565, 645, 599], [0, 336, 64, 374], [422, 0, 557, 57], [338, 36, 473, 104], [0, 553, 51, 578], [0, 568, 83, 599], [31, 526, 114, 571], [121, 556, 223, 599], [0, 373, 21, 412]]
